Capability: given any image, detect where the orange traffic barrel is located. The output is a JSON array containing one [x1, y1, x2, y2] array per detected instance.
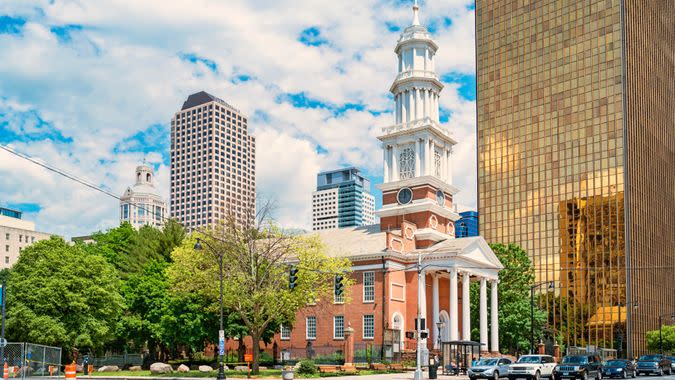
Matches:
[[65, 364, 76, 380], [3, 362, 8, 380]]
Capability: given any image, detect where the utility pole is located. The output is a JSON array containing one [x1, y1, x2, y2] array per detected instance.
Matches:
[[414, 254, 424, 380]]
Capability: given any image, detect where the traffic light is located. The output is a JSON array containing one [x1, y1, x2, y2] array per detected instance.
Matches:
[[406, 331, 415, 339], [420, 331, 429, 339], [289, 266, 298, 290], [334, 274, 344, 297], [415, 318, 426, 331]]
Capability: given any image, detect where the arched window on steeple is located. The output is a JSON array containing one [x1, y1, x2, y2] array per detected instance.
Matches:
[[147, 173, 151, 182], [399, 145, 415, 179]]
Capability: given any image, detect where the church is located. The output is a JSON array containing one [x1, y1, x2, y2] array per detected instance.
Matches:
[[272, 2, 503, 362]]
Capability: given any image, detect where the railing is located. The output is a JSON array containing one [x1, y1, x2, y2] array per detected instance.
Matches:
[[381, 117, 452, 138], [394, 70, 439, 82]]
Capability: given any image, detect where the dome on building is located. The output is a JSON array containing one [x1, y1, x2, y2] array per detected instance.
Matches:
[[119, 162, 167, 229]]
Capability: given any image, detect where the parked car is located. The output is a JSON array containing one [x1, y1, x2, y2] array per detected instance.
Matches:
[[508, 355, 557, 380], [668, 357, 675, 372], [469, 357, 514, 380], [635, 354, 672, 376], [553, 354, 603, 380], [601, 359, 637, 379]]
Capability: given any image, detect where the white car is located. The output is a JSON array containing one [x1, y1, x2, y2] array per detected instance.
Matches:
[[508, 355, 558, 380]]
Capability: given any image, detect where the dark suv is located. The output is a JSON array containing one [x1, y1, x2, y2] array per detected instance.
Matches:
[[635, 354, 672, 376], [553, 354, 602, 380]]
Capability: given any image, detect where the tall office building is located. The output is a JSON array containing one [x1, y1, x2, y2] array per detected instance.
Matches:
[[456, 211, 479, 238], [476, 0, 674, 355], [170, 91, 256, 228], [312, 167, 375, 231], [120, 162, 167, 229], [0, 206, 52, 268]]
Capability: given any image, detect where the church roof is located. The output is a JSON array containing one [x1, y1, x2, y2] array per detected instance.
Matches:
[[311, 224, 387, 257]]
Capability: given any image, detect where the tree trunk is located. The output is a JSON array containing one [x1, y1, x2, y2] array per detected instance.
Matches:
[[237, 337, 246, 362], [251, 332, 261, 374]]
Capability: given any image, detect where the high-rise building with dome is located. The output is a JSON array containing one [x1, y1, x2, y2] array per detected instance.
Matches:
[[120, 163, 167, 229]]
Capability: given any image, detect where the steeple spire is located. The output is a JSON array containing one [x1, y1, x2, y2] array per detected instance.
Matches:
[[412, 0, 420, 26]]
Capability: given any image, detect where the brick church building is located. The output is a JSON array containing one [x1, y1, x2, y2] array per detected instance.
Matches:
[[227, 2, 504, 363]]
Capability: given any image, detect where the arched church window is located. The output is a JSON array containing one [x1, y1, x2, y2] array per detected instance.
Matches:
[[434, 149, 442, 177], [399, 145, 415, 179], [147, 173, 151, 182]]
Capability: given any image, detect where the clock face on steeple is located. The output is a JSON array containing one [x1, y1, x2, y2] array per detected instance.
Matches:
[[397, 187, 413, 204]]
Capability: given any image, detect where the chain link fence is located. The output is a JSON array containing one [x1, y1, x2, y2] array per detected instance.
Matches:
[[1, 343, 62, 379]]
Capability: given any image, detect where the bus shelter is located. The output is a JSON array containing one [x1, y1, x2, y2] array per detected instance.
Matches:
[[441, 340, 482, 375]]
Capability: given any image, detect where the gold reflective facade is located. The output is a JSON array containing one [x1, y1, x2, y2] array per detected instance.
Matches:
[[476, 0, 674, 356]]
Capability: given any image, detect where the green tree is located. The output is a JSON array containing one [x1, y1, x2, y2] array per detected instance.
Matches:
[[6, 236, 124, 354], [646, 325, 675, 353], [470, 243, 547, 354], [169, 205, 353, 374]]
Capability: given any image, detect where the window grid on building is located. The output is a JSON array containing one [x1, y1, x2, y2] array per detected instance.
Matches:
[[363, 272, 375, 302], [280, 324, 291, 340], [333, 315, 344, 339], [306, 316, 316, 340], [363, 315, 375, 339]]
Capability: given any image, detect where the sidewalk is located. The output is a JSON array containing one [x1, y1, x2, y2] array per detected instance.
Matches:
[[84, 374, 470, 380]]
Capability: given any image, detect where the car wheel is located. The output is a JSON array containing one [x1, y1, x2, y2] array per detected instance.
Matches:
[[622, 370, 628, 379], [534, 371, 541, 380], [494, 371, 500, 380], [581, 371, 588, 380]]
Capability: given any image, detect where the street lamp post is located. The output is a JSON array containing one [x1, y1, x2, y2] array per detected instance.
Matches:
[[530, 281, 555, 354], [437, 321, 445, 352], [194, 237, 226, 380], [414, 254, 424, 380], [657, 312, 675, 354]]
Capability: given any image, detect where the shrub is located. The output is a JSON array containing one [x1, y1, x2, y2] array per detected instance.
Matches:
[[259, 351, 274, 365], [297, 360, 318, 375]]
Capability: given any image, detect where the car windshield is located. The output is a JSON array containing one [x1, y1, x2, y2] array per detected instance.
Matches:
[[639, 355, 661, 361], [518, 356, 542, 363], [562, 356, 588, 364], [477, 359, 499, 366], [606, 360, 625, 366]]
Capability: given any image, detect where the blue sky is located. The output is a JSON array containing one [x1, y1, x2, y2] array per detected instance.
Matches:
[[0, 0, 478, 237]]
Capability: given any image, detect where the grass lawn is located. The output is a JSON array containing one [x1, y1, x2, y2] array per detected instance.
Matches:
[[91, 369, 407, 378]]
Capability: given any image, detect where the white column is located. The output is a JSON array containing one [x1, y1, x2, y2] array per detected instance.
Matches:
[[447, 149, 453, 185], [449, 268, 459, 341], [424, 139, 431, 176], [490, 280, 499, 353], [391, 144, 399, 181], [414, 139, 420, 177], [480, 278, 488, 351], [402, 91, 408, 123], [462, 272, 471, 341], [434, 94, 439, 122], [383, 146, 389, 182], [432, 273, 440, 349], [395, 94, 400, 124], [415, 87, 422, 120], [408, 90, 414, 123], [419, 270, 427, 346]]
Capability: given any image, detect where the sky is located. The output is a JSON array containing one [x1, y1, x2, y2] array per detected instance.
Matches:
[[0, 0, 478, 238]]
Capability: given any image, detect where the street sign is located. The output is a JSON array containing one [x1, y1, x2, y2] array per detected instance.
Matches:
[[0, 338, 6, 347], [244, 354, 253, 363], [218, 330, 225, 356]]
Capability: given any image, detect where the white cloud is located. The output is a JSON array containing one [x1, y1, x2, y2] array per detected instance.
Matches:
[[0, 0, 478, 236]]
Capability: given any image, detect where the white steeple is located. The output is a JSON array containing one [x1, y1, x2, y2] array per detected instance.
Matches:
[[378, 1, 457, 186], [412, 0, 421, 26]]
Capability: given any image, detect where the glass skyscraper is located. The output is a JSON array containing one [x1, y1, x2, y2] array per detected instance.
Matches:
[[456, 211, 479, 238], [312, 167, 375, 231], [476, 0, 673, 356]]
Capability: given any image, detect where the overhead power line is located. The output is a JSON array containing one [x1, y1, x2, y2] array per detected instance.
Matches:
[[0, 143, 169, 222]]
